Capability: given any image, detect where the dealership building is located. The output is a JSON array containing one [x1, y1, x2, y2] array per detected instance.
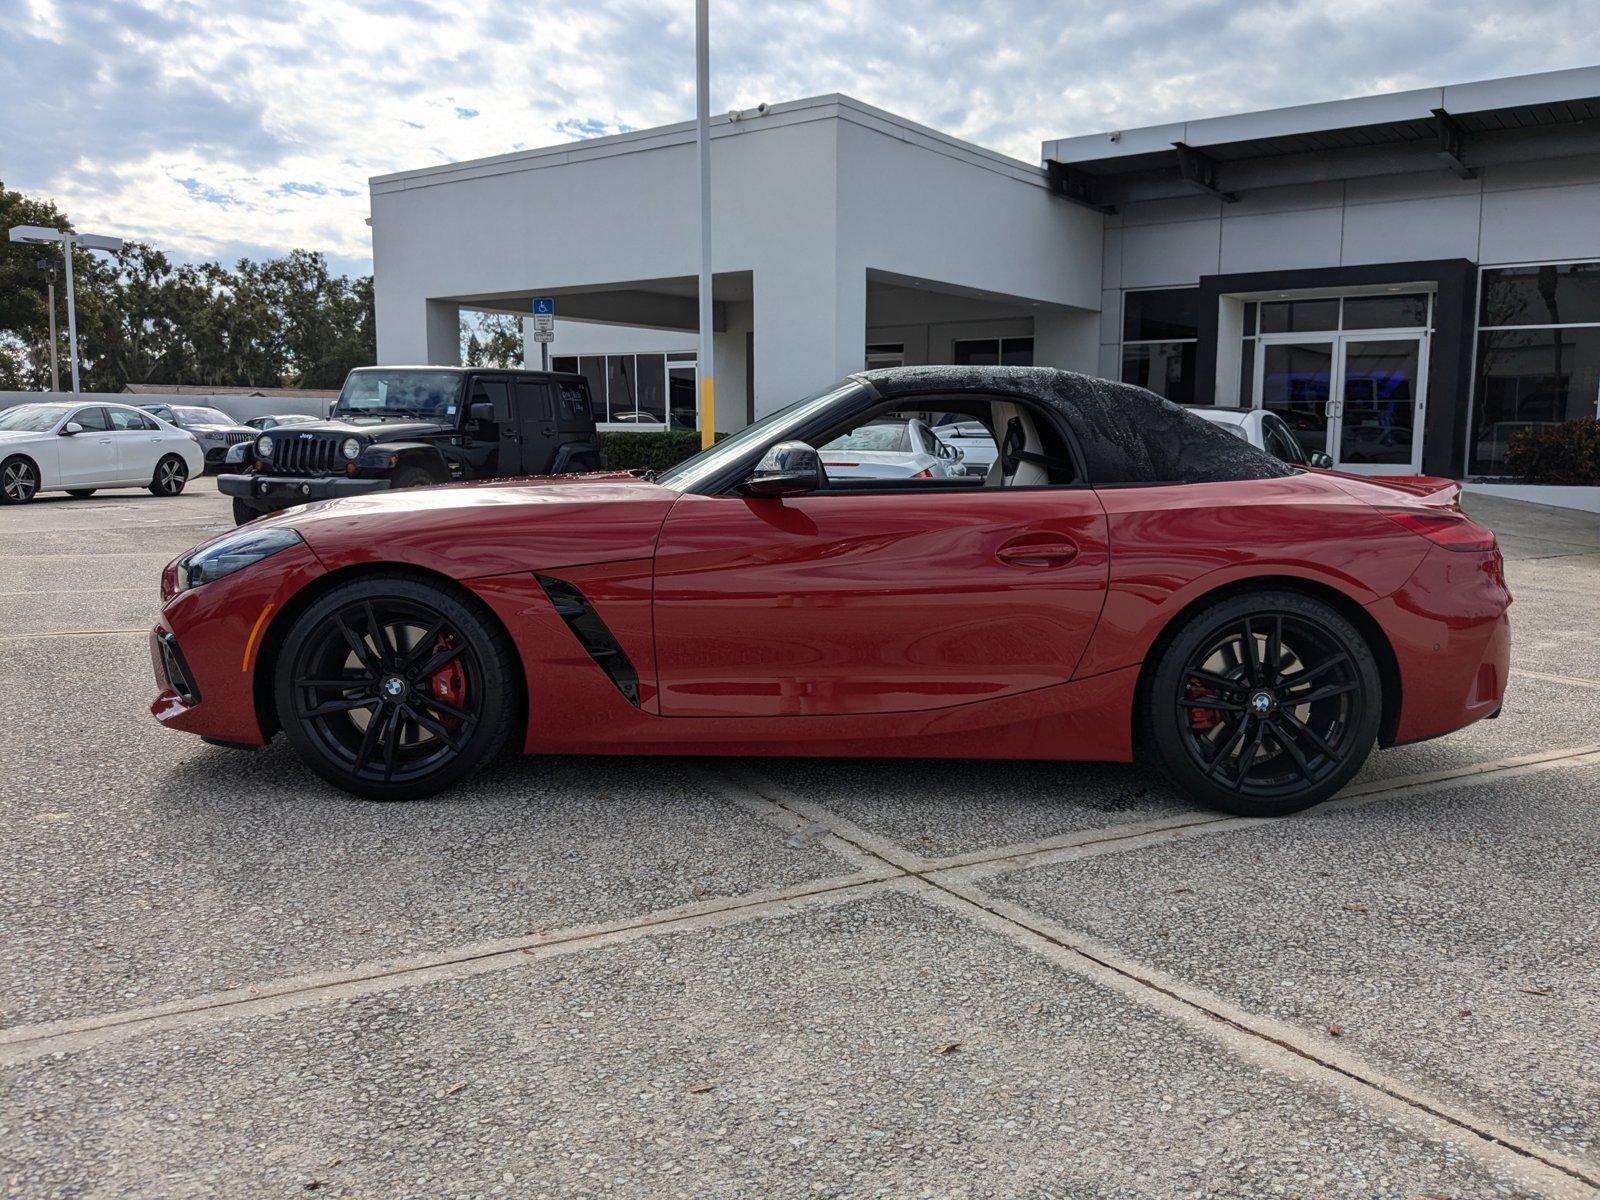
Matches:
[[370, 66, 1600, 479]]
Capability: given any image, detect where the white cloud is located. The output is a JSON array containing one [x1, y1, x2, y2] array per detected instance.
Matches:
[[2, 0, 1597, 275]]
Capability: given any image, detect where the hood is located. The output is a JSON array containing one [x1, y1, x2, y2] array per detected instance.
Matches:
[[0, 429, 49, 444], [273, 416, 452, 439], [260, 476, 678, 576]]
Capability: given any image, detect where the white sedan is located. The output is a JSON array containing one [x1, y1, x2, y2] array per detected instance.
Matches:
[[1186, 406, 1330, 468], [0, 401, 205, 505], [820, 417, 964, 480]]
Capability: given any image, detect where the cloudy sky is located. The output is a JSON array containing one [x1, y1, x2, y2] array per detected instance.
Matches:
[[3, 0, 1597, 277]]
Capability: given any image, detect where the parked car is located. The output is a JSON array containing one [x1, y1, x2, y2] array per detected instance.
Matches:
[[219, 366, 605, 526], [1187, 406, 1332, 468], [933, 419, 1000, 477], [151, 367, 1508, 819], [820, 417, 963, 479], [0, 401, 204, 504], [136, 404, 256, 474], [244, 414, 321, 431]]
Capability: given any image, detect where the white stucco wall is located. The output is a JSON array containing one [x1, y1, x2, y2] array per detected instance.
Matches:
[[370, 96, 1105, 424]]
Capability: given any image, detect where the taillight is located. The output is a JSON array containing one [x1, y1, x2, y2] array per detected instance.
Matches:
[[1379, 508, 1496, 552], [912, 467, 934, 478], [188, 434, 200, 444]]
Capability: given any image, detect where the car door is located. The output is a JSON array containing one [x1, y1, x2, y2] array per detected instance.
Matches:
[[107, 407, 164, 482], [651, 485, 1110, 718], [57, 406, 117, 486], [509, 379, 558, 474]]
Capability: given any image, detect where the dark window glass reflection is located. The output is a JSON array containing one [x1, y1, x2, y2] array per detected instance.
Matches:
[[1259, 299, 1340, 334], [1260, 343, 1333, 457], [1472, 327, 1600, 474], [1121, 342, 1197, 403], [1123, 289, 1200, 341], [1343, 294, 1428, 330], [1480, 264, 1600, 327]]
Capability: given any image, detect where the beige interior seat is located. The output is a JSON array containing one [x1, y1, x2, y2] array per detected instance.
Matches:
[[984, 401, 1050, 487]]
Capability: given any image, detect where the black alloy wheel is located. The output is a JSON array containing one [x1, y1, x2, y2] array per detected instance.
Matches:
[[1141, 591, 1381, 817], [274, 575, 518, 800], [1, 457, 39, 504], [150, 455, 189, 496]]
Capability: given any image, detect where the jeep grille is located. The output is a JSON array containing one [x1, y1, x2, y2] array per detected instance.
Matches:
[[271, 434, 343, 475]]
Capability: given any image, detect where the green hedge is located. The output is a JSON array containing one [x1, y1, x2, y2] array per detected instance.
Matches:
[[1504, 418, 1600, 486], [601, 430, 726, 473]]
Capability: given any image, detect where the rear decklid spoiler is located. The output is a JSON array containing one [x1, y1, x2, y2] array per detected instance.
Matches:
[[1313, 469, 1462, 511]]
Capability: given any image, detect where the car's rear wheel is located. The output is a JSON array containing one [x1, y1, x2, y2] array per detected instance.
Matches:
[[150, 455, 189, 496], [1, 456, 39, 505], [1140, 591, 1381, 817], [274, 575, 519, 800]]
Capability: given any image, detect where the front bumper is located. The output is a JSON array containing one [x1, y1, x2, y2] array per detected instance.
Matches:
[[219, 472, 391, 508], [150, 539, 329, 745]]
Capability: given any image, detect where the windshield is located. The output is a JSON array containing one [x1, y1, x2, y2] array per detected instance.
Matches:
[[175, 406, 234, 426], [655, 381, 865, 492], [0, 405, 71, 432], [336, 370, 462, 419]]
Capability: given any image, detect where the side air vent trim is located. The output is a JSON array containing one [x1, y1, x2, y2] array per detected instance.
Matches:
[[535, 575, 642, 706]]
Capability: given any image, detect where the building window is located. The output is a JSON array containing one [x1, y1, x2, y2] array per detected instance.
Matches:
[[952, 337, 1033, 366], [1121, 288, 1199, 403], [549, 353, 697, 429], [865, 343, 905, 370], [1472, 263, 1600, 475]]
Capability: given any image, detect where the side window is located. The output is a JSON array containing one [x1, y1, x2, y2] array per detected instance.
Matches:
[[71, 407, 110, 432], [109, 409, 156, 431], [515, 381, 553, 423], [1264, 417, 1306, 464], [558, 380, 591, 418], [473, 380, 512, 425]]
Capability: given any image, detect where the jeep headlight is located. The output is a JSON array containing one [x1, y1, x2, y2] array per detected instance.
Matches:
[[179, 527, 303, 591], [255, 434, 274, 458], [341, 437, 362, 461]]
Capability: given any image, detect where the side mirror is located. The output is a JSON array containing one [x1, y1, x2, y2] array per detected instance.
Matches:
[[61, 421, 83, 436], [469, 402, 496, 424], [1310, 451, 1334, 468], [740, 441, 822, 498]]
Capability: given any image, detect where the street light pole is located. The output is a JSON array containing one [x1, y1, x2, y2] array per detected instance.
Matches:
[[7, 226, 123, 396], [695, 0, 715, 449], [44, 263, 60, 393]]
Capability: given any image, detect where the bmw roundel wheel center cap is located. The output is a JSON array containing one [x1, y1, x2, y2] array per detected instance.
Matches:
[[381, 675, 409, 702], [1249, 690, 1276, 716]]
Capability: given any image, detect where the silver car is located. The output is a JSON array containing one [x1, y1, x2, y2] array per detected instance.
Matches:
[[819, 417, 963, 480], [137, 404, 257, 473]]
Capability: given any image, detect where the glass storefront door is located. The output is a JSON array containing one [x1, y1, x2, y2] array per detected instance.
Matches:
[[1257, 334, 1426, 473]]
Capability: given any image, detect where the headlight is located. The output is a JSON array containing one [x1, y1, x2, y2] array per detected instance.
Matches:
[[341, 437, 362, 461], [225, 442, 250, 465], [256, 434, 274, 458], [178, 528, 303, 591]]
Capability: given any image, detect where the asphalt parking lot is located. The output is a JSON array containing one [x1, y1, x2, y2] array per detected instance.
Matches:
[[2, 485, 1597, 1199]]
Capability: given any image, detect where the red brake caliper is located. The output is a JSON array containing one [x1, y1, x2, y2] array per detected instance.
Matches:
[[1185, 681, 1221, 731], [428, 637, 466, 731]]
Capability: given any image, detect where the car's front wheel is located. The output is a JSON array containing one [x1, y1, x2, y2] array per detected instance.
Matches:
[[1, 456, 39, 505], [1140, 591, 1382, 817], [273, 575, 520, 800]]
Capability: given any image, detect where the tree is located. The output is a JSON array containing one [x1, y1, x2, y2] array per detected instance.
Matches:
[[0, 180, 376, 393], [461, 310, 524, 368]]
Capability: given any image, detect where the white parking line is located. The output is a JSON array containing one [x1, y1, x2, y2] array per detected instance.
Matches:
[[1512, 666, 1600, 690]]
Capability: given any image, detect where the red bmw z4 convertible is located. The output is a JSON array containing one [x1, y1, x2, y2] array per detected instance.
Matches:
[[151, 367, 1510, 817]]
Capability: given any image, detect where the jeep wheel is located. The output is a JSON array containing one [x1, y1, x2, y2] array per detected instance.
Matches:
[[274, 574, 519, 800], [390, 465, 441, 490], [232, 498, 264, 525]]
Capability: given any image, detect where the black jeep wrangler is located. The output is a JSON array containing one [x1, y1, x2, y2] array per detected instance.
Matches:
[[220, 366, 604, 524]]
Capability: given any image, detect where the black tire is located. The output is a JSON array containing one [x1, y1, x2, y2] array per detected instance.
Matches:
[[273, 574, 519, 801], [1138, 590, 1382, 817], [233, 497, 264, 526], [149, 455, 189, 496], [1, 456, 39, 505], [390, 465, 441, 490], [66, 489, 97, 498]]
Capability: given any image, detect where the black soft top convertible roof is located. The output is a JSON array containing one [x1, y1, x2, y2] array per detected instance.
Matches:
[[854, 365, 1295, 485]]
